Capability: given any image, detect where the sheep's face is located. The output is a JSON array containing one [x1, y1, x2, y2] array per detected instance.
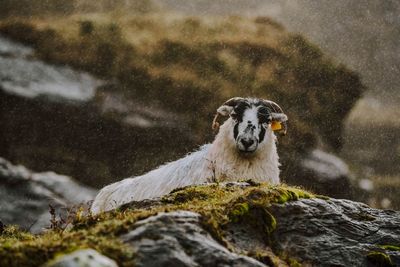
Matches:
[[215, 98, 288, 155], [232, 103, 269, 154]]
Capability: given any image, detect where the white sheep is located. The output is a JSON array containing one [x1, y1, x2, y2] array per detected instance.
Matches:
[[91, 97, 288, 214]]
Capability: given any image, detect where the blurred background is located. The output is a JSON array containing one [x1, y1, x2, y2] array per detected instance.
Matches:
[[0, 0, 398, 215]]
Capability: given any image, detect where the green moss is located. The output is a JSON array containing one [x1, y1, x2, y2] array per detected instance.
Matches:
[[162, 186, 211, 204], [225, 186, 314, 224], [270, 186, 313, 204], [225, 185, 313, 241], [315, 195, 330, 200], [249, 250, 284, 267], [379, 245, 400, 252], [366, 252, 394, 267], [227, 202, 277, 245], [228, 202, 250, 223], [232, 203, 277, 235], [287, 258, 303, 267], [0, 228, 136, 267], [261, 208, 277, 235], [0, 225, 35, 241], [277, 252, 305, 267], [0, 183, 318, 267]]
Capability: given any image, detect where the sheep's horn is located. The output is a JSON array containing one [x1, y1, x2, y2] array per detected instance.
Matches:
[[260, 99, 288, 136], [212, 97, 246, 130], [220, 97, 246, 108], [212, 113, 221, 130]]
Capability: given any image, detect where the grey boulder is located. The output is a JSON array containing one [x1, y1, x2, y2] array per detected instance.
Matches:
[[121, 210, 266, 267], [0, 157, 96, 233], [295, 149, 356, 198], [270, 198, 400, 267], [119, 183, 400, 266]]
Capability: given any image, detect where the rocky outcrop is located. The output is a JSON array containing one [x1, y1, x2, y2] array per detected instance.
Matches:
[[270, 198, 400, 267], [121, 211, 266, 267], [0, 157, 96, 233], [2, 183, 400, 267], [118, 185, 400, 267], [44, 249, 118, 267], [0, 35, 98, 101]]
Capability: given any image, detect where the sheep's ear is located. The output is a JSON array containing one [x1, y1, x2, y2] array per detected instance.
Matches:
[[216, 105, 234, 116], [271, 112, 288, 122], [213, 97, 245, 130], [212, 105, 235, 130], [270, 113, 288, 135]]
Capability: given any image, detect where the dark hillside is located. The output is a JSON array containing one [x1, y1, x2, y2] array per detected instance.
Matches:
[[0, 13, 364, 189]]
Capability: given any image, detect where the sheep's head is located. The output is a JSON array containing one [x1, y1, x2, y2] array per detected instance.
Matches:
[[212, 97, 288, 154]]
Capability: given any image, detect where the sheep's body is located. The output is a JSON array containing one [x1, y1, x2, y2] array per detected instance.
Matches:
[[91, 118, 280, 214]]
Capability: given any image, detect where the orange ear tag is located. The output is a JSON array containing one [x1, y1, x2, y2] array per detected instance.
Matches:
[[271, 121, 282, 131]]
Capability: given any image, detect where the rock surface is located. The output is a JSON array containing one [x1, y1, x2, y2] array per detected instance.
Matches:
[[0, 157, 96, 233], [269, 198, 400, 267], [44, 249, 118, 267], [119, 185, 400, 267], [0, 35, 99, 101], [1, 182, 400, 267], [121, 211, 266, 267]]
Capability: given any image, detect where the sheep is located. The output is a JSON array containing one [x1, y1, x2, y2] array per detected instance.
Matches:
[[91, 97, 288, 214]]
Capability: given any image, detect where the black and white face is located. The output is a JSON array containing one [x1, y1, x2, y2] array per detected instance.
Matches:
[[231, 102, 270, 153], [216, 99, 288, 155]]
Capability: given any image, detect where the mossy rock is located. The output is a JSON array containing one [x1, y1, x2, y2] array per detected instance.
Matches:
[[0, 183, 314, 267], [366, 252, 394, 267], [163, 186, 212, 204], [1, 181, 400, 266], [379, 245, 400, 252]]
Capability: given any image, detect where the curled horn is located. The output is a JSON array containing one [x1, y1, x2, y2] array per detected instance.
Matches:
[[260, 99, 288, 136], [212, 97, 245, 130]]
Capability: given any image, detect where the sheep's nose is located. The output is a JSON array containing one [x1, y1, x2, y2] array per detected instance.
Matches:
[[241, 139, 254, 149]]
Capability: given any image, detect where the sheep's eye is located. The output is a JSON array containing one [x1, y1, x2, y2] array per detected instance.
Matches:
[[258, 114, 271, 124], [258, 107, 271, 124]]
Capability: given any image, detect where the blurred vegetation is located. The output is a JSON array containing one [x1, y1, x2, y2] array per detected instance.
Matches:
[[0, 7, 365, 188], [0, 0, 155, 18], [0, 13, 364, 149], [0, 0, 75, 17]]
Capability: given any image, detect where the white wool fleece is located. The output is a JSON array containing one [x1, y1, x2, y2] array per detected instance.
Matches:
[[91, 118, 280, 214]]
